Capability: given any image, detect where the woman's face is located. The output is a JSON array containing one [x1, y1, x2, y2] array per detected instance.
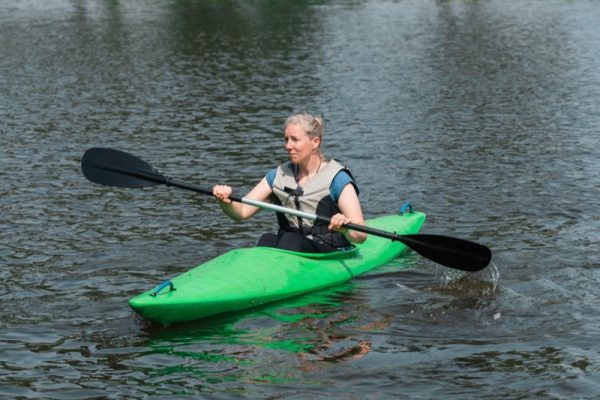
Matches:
[[283, 123, 320, 164]]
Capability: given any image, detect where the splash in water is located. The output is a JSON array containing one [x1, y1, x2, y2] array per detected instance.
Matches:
[[436, 261, 500, 297]]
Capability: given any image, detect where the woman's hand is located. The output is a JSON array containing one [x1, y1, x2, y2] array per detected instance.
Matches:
[[328, 213, 351, 234], [213, 184, 233, 204]]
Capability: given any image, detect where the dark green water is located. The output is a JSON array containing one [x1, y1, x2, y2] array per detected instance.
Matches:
[[1, 0, 599, 398]]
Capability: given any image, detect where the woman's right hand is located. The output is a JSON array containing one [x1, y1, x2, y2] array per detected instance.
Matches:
[[213, 184, 233, 204]]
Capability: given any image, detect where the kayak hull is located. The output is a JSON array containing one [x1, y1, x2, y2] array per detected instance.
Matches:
[[129, 211, 426, 324]]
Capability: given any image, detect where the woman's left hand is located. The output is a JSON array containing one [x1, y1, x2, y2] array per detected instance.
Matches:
[[329, 213, 351, 233]]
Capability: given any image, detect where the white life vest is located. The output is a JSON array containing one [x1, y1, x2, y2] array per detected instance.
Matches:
[[271, 159, 351, 236]]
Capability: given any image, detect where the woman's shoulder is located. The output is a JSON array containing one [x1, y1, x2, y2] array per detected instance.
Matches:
[[266, 161, 291, 187], [332, 169, 355, 187], [328, 159, 357, 182], [330, 169, 359, 200]]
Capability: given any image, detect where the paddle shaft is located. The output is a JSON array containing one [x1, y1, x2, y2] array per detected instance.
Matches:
[[108, 162, 422, 242], [166, 179, 468, 264], [168, 189, 413, 246], [164, 177, 398, 241]]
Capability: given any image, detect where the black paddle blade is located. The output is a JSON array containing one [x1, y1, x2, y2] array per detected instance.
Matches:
[[399, 234, 492, 272], [81, 147, 167, 188]]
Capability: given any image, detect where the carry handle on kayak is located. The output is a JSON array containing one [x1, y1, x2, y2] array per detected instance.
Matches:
[[150, 280, 176, 297], [81, 147, 492, 272]]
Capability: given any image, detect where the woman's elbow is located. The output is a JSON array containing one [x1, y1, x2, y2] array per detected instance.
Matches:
[[349, 232, 367, 244]]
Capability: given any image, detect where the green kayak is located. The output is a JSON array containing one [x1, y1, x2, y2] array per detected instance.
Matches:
[[129, 210, 426, 325]]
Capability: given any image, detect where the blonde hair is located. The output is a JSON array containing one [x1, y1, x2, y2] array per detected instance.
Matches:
[[283, 112, 325, 156]]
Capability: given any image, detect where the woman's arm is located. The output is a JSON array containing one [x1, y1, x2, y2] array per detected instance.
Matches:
[[213, 177, 273, 221], [329, 184, 367, 243]]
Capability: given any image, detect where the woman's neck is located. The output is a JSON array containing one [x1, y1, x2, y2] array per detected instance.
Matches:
[[295, 155, 324, 182]]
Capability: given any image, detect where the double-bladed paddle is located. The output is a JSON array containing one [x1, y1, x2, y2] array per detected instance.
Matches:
[[81, 147, 492, 272]]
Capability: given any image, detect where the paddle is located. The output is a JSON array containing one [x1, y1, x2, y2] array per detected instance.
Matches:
[[81, 147, 492, 272]]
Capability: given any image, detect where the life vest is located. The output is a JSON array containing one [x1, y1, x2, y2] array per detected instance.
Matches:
[[271, 159, 354, 239]]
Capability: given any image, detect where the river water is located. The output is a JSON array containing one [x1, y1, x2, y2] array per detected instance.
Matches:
[[1, 0, 599, 398]]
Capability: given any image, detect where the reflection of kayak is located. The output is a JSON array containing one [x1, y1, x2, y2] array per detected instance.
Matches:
[[129, 211, 426, 325]]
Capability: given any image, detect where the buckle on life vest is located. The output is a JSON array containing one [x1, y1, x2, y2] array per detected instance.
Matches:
[[283, 186, 304, 196]]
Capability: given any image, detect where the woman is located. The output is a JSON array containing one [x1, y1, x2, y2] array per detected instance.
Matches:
[[213, 112, 366, 253]]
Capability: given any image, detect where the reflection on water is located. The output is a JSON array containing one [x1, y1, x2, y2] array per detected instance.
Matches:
[[1, 0, 600, 398], [131, 285, 382, 389]]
